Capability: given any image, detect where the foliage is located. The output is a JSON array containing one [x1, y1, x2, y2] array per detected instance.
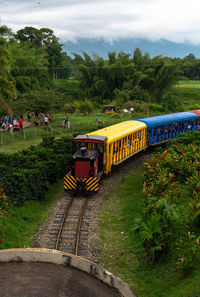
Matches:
[[0, 187, 10, 247], [135, 132, 200, 266], [0, 179, 64, 249], [2, 23, 200, 117], [161, 92, 183, 111], [73, 49, 180, 104], [176, 232, 200, 276], [0, 36, 17, 101], [148, 103, 163, 112], [0, 136, 73, 205], [10, 41, 51, 91], [0, 187, 10, 216], [80, 99, 94, 114], [99, 167, 200, 297]]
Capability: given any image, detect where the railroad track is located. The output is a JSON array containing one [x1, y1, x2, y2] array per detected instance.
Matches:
[[46, 194, 95, 256], [37, 152, 150, 258]]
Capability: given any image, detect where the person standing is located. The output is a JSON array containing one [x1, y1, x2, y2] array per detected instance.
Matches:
[[44, 115, 48, 126], [66, 116, 70, 128], [19, 116, 23, 130]]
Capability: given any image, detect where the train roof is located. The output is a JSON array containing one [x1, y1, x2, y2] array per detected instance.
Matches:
[[74, 135, 107, 143], [137, 112, 198, 128], [87, 121, 147, 143], [189, 110, 200, 117]]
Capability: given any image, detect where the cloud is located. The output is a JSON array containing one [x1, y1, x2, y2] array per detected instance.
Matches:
[[1, 0, 200, 44]]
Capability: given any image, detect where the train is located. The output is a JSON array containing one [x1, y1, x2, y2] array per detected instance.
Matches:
[[64, 110, 200, 194]]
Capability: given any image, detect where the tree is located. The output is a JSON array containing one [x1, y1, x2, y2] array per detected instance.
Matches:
[[10, 41, 50, 92], [0, 37, 17, 100], [0, 25, 13, 39], [15, 27, 71, 80]]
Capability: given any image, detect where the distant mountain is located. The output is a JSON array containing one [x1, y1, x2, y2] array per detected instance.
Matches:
[[63, 38, 200, 59]]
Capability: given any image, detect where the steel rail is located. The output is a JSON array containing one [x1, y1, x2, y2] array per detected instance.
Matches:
[[55, 197, 74, 250], [74, 197, 89, 255]]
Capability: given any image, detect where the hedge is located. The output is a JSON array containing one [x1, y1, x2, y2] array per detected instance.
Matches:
[[0, 135, 73, 205]]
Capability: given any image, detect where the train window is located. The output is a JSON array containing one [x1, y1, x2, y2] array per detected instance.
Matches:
[[139, 130, 142, 147], [182, 121, 184, 132], [198, 120, 200, 130], [191, 119, 194, 129], [147, 128, 151, 144]]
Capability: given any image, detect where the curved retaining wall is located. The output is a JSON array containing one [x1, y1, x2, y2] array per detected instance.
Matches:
[[0, 248, 137, 297]]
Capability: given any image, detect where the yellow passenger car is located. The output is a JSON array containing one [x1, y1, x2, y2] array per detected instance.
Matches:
[[65, 120, 147, 194], [88, 121, 147, 174]]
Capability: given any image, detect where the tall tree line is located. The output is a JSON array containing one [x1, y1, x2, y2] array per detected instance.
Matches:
[[73, 49, 180, 104], [1, 24, 200, 115]]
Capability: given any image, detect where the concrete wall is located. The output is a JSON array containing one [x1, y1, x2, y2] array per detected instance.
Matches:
[[0, 248, 137, 297]]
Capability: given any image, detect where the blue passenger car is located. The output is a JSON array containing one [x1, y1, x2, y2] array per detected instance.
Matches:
[[137, 112, 198, 146]]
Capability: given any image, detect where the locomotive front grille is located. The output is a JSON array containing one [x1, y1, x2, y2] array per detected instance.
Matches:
[[64, 175, 99, 193], [85, 177, 99, 192], [64, 175, 77, 190]]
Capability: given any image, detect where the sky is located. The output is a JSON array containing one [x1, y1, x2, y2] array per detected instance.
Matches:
[[1, 0, 200, 45]]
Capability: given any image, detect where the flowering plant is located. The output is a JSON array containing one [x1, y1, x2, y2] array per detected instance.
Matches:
[[0, 187, 10, 216], [176, 232, 200, 276]]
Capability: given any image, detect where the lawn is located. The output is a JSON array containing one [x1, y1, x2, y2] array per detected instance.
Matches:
[[99, 167, 200, 297], [173, 80, 200, 107], [175, 80, 200, 88]]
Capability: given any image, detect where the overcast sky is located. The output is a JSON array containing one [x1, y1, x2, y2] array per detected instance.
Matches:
[[1, 0, 200, 44]]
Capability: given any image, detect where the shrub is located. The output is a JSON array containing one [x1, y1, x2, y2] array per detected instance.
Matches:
[[161, 92, 183, 111], [71, 100, 81, 113], [176, 232, 200, 276], [80, 99, 94, 114], [148, 103, 164, 112], [0, 136, 73, 205], [187, 104, 200, 110], [136, 134, 200, 262], [63, 103, 74, 114], [111, 113, 121, 119]]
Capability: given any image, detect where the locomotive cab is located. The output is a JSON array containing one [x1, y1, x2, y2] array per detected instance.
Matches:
[[72, 147, 99, 178]]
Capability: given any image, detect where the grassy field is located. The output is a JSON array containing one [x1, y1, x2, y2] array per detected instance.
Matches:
[[173, 80, 200, 107], [0, 112, 148, 152], [175, 80, 200, 88], [99, 167, 200, 297]]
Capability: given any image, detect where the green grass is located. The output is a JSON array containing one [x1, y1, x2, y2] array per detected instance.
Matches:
[[176, 80, 200, 88], [0, 179, 64, 249], [173, 87, 200, 106], [173, 80, 200, 107], [99, 167, 200, 297]]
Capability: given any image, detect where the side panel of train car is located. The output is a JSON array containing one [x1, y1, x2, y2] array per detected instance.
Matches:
[[137, 112, 198, 146], [87, 121, 147, 174], [64, 121, 147, 193]]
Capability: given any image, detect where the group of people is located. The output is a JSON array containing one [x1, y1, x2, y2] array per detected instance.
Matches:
[[27, 111, 53, 127], [27, 111, 45, 120], [1, 115, 23, 133], [61, 117, 70, 128]]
